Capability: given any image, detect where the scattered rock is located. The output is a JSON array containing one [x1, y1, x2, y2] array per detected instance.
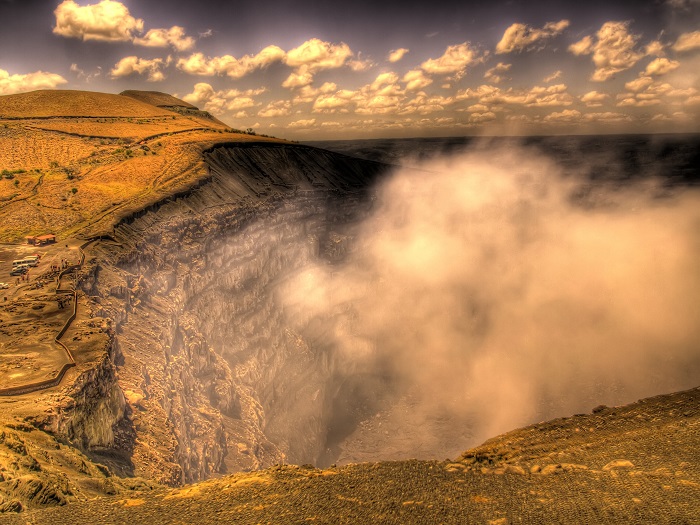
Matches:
[[603, 460, 635, 471]]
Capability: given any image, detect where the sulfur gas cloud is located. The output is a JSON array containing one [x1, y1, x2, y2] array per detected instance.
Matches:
[[277, 142, 700, 451]]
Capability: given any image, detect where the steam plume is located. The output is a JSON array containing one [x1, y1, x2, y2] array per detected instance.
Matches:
[[279, 142, 700, 453]]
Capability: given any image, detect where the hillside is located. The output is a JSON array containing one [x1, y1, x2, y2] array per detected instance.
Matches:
[[0, 90, 285, 242], [119, 90, 198, 110]]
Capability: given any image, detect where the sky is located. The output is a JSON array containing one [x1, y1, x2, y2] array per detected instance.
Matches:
[[0, 0, 699, 139]]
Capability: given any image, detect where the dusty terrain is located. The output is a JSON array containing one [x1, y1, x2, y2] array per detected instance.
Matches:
[[3, 386, 698, 524], [0, 89, 697, 523], [0, 89, 284, 242]]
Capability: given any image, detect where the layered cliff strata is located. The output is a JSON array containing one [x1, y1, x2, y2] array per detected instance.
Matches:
[[82, 144, 389, 483]]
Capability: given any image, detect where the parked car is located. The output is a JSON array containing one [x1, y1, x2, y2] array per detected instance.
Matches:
[[0, 282, 9, 289], [10, 267, 27, 276]]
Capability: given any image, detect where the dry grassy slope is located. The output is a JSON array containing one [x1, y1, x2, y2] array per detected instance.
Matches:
[[119, 90, 198, 109], [0, 89, 287, 242], [5, 387, 698, 524]]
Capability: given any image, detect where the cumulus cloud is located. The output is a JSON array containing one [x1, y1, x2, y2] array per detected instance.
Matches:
[[110, 56, 170, 81], [388, 48, 410, 63], [582, 111, 632, 122], [645, 40, 666, 57], [399, 93, 455, 116], [580, 90, 609, 107], [644, 57, 680, 76], [403, 69, 433, 91], [420, 42, 481, 78], [313, 93, 354, 112], [0, 69, 67, 95], [672, 31, 700, 53], [458, 83, 574, 108], [53, 0, 195, 50], [568, 35, 594, 56], [495, 19, 570, 54], [258, 100, 292, 118], [133, 26, 195, 51], [568, 21, 645, 81], [182, 82, 265, 113], [543, 70, 562, 83], [285, 38, 353, 72], [177, 46, 286, 78], [469, 111, 497, 123], [543, 109, 582, 122], [70, 63, 102, 82], [625, 76, 655, 92], [287, 118, 316, 129], [615, 77, 693, 110], [484, 62, 511, 84], [53, 0, 143, 42]]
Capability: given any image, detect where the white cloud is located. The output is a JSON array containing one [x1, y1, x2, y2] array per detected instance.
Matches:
[[285, 38, 353, 72], [181, 82, 265, 113], [399, 92, 455, 115], [0, 69, 67, 95], [70, 63, 102, 82], [617, 97, 661, 107], [625, 76, 655, 92], [568, 35, 594, 56], [313, 93, 354, 112], [287, 118, 317, 129], [645, 40, 666, 57], [484, 62, 511, 84], [466, 103, 490, 113], [457, 83, 574, 107], [348, 55, 374, 72], [644, 57, 680, 76], [388, 48, 410, 63], [291, 82, 337, 104], [258, 100, 292, 118], [53, 0, 143, 42], [133, 26, 195, 51], [543, 109, 582, 122], [54, 0, 195, 51], [469, 111, 497, 123], [582, 112, 632, 122], [672, 31, 700, 53], [421, 42, 481, 77], [177, 46, 286, 78], [496, 20, 570, 54], [543, 70, 562, 83], [580, 90, 609, 107], [403, 69, 433, 91], [282, 66, 315, 89], [110, 56, 169, 82], [568, 21, 645, 82]]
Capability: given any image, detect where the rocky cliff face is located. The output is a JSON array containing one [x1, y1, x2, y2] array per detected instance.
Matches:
[[84, 144, 387, 484]]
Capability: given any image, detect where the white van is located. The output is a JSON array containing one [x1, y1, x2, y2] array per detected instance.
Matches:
[[12, 258, 38, 267]]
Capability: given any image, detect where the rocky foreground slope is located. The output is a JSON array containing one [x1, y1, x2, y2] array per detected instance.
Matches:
[[5, 386, 698, 524]]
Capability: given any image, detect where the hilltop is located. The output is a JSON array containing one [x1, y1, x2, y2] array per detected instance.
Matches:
[[0, 89, 284, 242], [119, 90, 198, 110]]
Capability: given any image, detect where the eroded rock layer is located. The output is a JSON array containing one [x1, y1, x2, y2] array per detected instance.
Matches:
[[84, 143, 388, 483]]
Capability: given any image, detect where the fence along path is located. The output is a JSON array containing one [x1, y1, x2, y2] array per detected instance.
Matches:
[[0, 241, 90, 396]]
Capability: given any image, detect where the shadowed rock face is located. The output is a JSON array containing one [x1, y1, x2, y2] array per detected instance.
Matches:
[[86, 144, 392, 483]]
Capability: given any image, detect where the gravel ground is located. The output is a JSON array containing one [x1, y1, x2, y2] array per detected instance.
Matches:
[[5, 386, 698, 525]]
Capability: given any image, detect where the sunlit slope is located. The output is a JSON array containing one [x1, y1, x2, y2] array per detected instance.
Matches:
[[119, 90, 198, 110], [0, 89, 286, 242]]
